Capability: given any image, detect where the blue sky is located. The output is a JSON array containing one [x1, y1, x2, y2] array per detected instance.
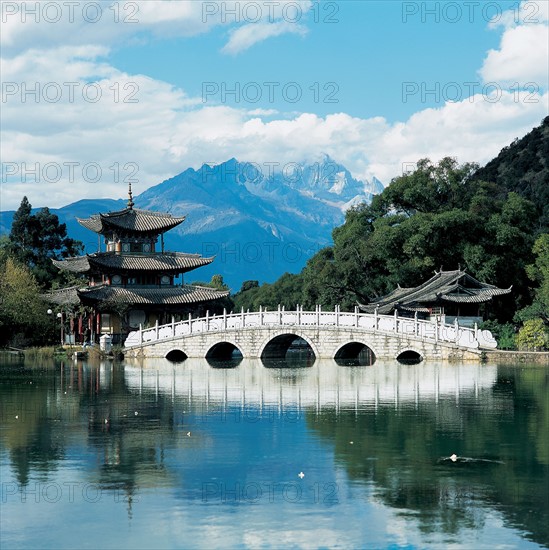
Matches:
[[109, 1, 513, 120], [1, 1, 548, 210]]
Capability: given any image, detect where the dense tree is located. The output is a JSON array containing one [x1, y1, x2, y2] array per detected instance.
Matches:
[[233, 272, 303, 311], [0, 257, 53, 346], [189, 274, 234, 313], [515, 319, 548, 350], [516, 233, 549, 322], [8, 197, 82, 288], [473, 116, 549, 226], [234, 158, 541, 321]]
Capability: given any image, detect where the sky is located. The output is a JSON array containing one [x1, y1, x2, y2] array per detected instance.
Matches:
[[0, 0, 548, 211]]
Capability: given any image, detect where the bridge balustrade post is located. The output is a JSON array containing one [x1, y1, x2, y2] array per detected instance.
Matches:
[[454, 318, 459, 344], [259, 305, 263, 326], [394, 310, 398, 332], [155, 319, 159, 341], [139, 323, 142, 345], [435, 316, 439, 343], [474, 322, 478, 341], [172, 316, 175, 337], [335, 305, 339, 327], [278, 304, 282, 325], [355, 305, 358, 327], [206, 310, 209, 331], [414, 311, 418, 336], [297, 304, 301, 325], [374, 307, 379, 331], [223, 308, 227, 330], [317, 305, 320, 326], [241, 307, 244, 328]]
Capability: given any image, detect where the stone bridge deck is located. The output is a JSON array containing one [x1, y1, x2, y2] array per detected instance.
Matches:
[[123, 307, 497, 362]]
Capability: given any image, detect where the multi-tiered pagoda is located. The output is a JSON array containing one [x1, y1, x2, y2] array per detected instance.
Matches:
[[48, 186, 228, 344]]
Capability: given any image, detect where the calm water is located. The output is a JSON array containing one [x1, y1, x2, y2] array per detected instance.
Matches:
[[1, 355, 548, 549]]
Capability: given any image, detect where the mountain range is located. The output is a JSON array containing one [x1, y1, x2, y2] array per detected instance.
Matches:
[[0, 156, 384, 290]]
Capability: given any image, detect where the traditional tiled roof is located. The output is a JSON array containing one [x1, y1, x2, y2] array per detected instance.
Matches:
[[359, 269, 512, 314], [77, 208, 186, 235], [42, 286, 81, 306], [52, 256, 90, 273], [53, 253, 214, 274], [77, 284, 229, 306]]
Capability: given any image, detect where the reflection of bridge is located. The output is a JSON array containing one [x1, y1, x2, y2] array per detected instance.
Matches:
[[123, 307, 497, 362], [124, 358, 498, 416]]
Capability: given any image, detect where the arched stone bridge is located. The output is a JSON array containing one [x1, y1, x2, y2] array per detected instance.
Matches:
[[123, 306, 498, 363]]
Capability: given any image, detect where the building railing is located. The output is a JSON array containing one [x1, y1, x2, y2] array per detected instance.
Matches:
[[123, 305, 498, 350]]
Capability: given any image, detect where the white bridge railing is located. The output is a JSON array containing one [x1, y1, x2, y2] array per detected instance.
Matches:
[[123, 305, 497, 350]]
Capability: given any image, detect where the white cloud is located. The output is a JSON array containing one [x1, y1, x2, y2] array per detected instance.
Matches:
[[222, 20, 308, 54], [366, 91, 548, 184], [480, 24, 549, 86], [2, 45, 547, 210], [0, 1, 314, 57], [481, 0, 549, 87], [489, 0, 549, 29], [1, 1, 547, 211]]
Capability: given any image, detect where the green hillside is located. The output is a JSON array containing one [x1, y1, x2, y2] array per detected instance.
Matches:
[[473, 116, 549, 226], [234, 118, 549, 325]]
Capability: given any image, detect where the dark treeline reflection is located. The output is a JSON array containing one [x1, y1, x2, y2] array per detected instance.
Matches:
[[1, 355, 547, 547], [306, 366, 549, 547]]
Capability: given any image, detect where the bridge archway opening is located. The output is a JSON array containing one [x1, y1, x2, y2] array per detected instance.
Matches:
[[261, 334, 316, 365], [397, 350, 423, 365], [206, 342, 243, 368], [165, 349, 188, 363], [335, 342, 376, 366]]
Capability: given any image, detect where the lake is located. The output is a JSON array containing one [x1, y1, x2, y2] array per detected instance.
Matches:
[[1, 355, 548, 549]]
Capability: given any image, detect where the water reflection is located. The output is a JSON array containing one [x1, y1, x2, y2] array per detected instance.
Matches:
[[0, 355, 547, 549], [124, 358, 497, 422]]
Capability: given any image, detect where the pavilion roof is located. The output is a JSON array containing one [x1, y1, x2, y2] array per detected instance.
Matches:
[[42, 286, 81, 306], [77, 208, 186, 235], [77, 284, 229, 306], [359, 269, 512, 314], [52, 252, 214, 275]]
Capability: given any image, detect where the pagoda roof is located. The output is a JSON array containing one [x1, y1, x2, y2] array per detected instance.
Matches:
[[359, 269, 512, 314], [42, 286, 81, 306], [77, 284, 229, 306], [77, 208, 186, 235], [52, 252, 214, 275]]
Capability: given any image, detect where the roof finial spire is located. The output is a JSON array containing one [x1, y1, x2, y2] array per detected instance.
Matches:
[[128, 182, 134, 210]]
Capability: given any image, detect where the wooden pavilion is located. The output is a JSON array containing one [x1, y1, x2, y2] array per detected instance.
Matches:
[[359, 269, 511, 327], [46, 186, 228, 344]]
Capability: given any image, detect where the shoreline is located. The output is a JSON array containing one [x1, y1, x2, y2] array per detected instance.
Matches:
[[484, 350, 549, 365]]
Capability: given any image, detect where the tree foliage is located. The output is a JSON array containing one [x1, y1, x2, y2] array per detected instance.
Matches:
[[527, 234, 549, 319], [7, 196, 83, 288], [515, 319, 548, 351], [473, 116, 549, 226], [0, 256, 53, 346], [235, 158, 541, 321]]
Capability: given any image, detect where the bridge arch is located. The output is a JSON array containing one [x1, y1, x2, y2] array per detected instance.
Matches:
[[165, 348, 188, 362], [334, 341, 377, 365], [206, 340, 244, 361], [259, 331, 319, 360], [396, 348, 423, 364]]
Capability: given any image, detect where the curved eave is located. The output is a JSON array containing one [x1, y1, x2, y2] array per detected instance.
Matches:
[[87, 253, 215, 274], [42, 286, 82, 306], [77, 284, 229, 306], [99, 209, 186, 234], [77, 216, 103, 233], [77, 209, 186, 235], [441, 286, 512, 303], [52, 256, 91, 273]]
